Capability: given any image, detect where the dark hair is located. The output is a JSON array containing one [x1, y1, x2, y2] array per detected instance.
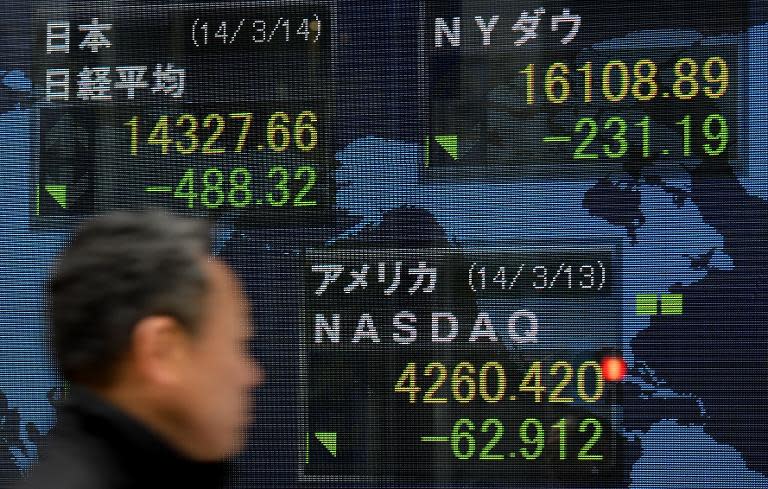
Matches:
[[48, 210, 211, 386]]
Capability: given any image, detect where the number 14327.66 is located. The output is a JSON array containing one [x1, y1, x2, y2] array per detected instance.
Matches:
[[124, 111, 318, 155]]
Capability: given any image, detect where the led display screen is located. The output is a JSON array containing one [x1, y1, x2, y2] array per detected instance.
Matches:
[[0, 1, 766, 487]]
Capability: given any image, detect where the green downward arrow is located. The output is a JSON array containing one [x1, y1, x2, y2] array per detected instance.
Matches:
[[315, 432, 337, 457], [434, 135, 458, 160], [45, 185, 67, 209]]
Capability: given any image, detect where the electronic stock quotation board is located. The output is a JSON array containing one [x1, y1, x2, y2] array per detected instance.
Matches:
[[3, 0, 764, 488]]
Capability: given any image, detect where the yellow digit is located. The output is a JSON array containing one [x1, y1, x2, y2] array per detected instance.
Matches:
[[576, 62, 593, 103], [548, 361, 574, 402], [703, 56, 728, 99], [294, 111, 318, 151], [520, 63, 535, 105], [577, 361, 604, 402], [124, 115, 139, 156], [267, 112, 291, 152], [202, 114, 226, 154], [632, 59, 658, 101], [545, 62, 570, 104], [673, 58, 699, 100], [423, 362, 448, 403], [519, 361, 545, 402], [394, 362, 420, 403], [148, 115, 172, 154], [175, 114, 199, 154], [602, 61, 630, 102], [229, 112, 253, 152], [479, 362, 506, 403], [451, 362, 476, 403]]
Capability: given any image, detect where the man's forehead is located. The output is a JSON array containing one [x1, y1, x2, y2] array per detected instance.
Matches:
[[205, 257, 236, 286], [203, 258, 249, 313]]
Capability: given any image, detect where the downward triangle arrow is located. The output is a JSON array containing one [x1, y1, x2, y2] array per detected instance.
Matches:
[[45, 185, 67, 208], [315, 432, 337, 457], [434, 135, 458, 160]]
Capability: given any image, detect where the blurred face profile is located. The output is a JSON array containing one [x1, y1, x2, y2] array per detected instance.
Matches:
[[176, 259, 262, 460]]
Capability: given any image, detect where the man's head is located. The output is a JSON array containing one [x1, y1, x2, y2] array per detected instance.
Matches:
[[48, 210, 262, 460]]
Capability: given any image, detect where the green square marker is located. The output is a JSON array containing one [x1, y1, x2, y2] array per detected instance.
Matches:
[[661, 294, 683, 315], [636, 294, 658, 315]]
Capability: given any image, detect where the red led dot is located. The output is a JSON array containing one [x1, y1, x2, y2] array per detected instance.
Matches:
[[600, 356, 627, 382]]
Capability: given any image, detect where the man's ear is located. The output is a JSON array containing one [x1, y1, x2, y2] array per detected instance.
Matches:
[[129, 316, 191, 386]]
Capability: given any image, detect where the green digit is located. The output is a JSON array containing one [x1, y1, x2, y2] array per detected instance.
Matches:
[[519, 418, 544, 460], [293, 166, 317, 207], [451, 418, 476, 460], [201, 167, 224, 208], [479, 419, 505, 460], [703, 114, 728, 156], [676, 115, 692, 157], [574, 118, 599, 159], [266, 166, 290, 206], [602, 117, 628, 158], [228, 167, 252, 208], [173, 168, 197, 209], [578, 418, 604, 461], [635, 116, 651, 158], [552, 418, 567, 460]]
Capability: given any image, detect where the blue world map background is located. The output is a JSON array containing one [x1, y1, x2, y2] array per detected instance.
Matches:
[[0, 2, 766, 488]]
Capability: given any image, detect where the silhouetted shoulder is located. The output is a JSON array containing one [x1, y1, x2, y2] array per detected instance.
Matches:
[[17, 387, 227, 489], [17, 433, 118, 489]]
